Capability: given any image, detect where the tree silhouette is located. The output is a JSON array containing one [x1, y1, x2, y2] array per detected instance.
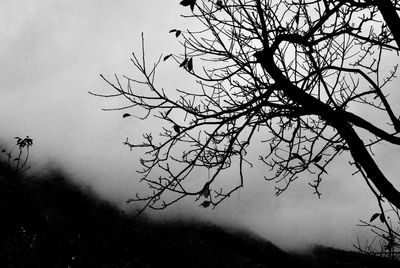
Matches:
[[92, 0, 400, 226]]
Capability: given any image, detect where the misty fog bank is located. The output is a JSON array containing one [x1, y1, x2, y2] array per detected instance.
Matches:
[[0, 134, 378, 253], [1, 157, 399, 268]]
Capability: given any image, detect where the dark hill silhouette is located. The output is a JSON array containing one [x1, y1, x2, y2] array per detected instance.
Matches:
[[0, 161, 399, 267]]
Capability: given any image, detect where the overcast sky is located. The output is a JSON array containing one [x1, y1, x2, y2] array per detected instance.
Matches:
[[1, 0, 398, 251]]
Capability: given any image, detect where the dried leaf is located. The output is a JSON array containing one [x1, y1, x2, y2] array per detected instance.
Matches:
[[335, 145, 349, 151], [370, 213, 380, 222], [173, 125, 181, 133], [200, 201, 211, 208], [187, 58, 193, 72], [163, 54, 172, 61], [216, 0, 223, 10], [200, 181, 211, 198], [180, 0, 196, 11], [312, 155, 322, 163], [179, 58, 188, 67], [291, 153, 305, 163]]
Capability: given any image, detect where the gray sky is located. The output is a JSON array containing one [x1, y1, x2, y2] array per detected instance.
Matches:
[[1, 0, 397, 251]]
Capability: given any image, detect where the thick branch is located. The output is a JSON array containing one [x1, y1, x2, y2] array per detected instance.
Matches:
[[377, 0, 400, 49], [341, 110, 400, 145], [258, 49, 400, 209], [335, 119, 400, 210]]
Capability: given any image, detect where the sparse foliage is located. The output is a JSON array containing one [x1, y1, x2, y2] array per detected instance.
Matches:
[[92, 0, 400, 255], [1, 136, 33, 175], [355, 202, 400, 260]]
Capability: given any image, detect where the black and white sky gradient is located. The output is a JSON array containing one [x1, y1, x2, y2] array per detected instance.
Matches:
[[1, 0, 400, 251]]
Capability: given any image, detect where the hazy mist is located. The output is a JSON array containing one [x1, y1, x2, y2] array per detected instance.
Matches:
[[1, 0, 399, 252]]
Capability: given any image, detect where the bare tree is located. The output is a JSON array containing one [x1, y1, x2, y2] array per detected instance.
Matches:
[[91, 0, 400, 227]]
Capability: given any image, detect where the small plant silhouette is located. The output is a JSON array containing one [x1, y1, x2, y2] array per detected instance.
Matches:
[[1, 136, 33, 175]]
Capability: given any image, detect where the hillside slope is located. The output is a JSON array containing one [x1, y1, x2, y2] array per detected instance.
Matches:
[[0, 162, 399, 267]]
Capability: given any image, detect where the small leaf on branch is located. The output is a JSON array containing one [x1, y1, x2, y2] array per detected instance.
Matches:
[[200, 181, 211, 198], [163, 54, 172, 61], [179, 58, 188, 67], [123, 113, 131, 118], [180, 0, 196, 11], [175, 30, 181, 37], [187, 58, 193, 72], [169, 29, 177, 33], [216, 0, 223, 10], [291, 153, 305, 163], [312, 155, 322, 163], [335, 145, 349, 151], [200, 200, 211, 208], [173, 124, 181, 133], [26, 137, 33, 146], [370, 213, 380, 222]]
